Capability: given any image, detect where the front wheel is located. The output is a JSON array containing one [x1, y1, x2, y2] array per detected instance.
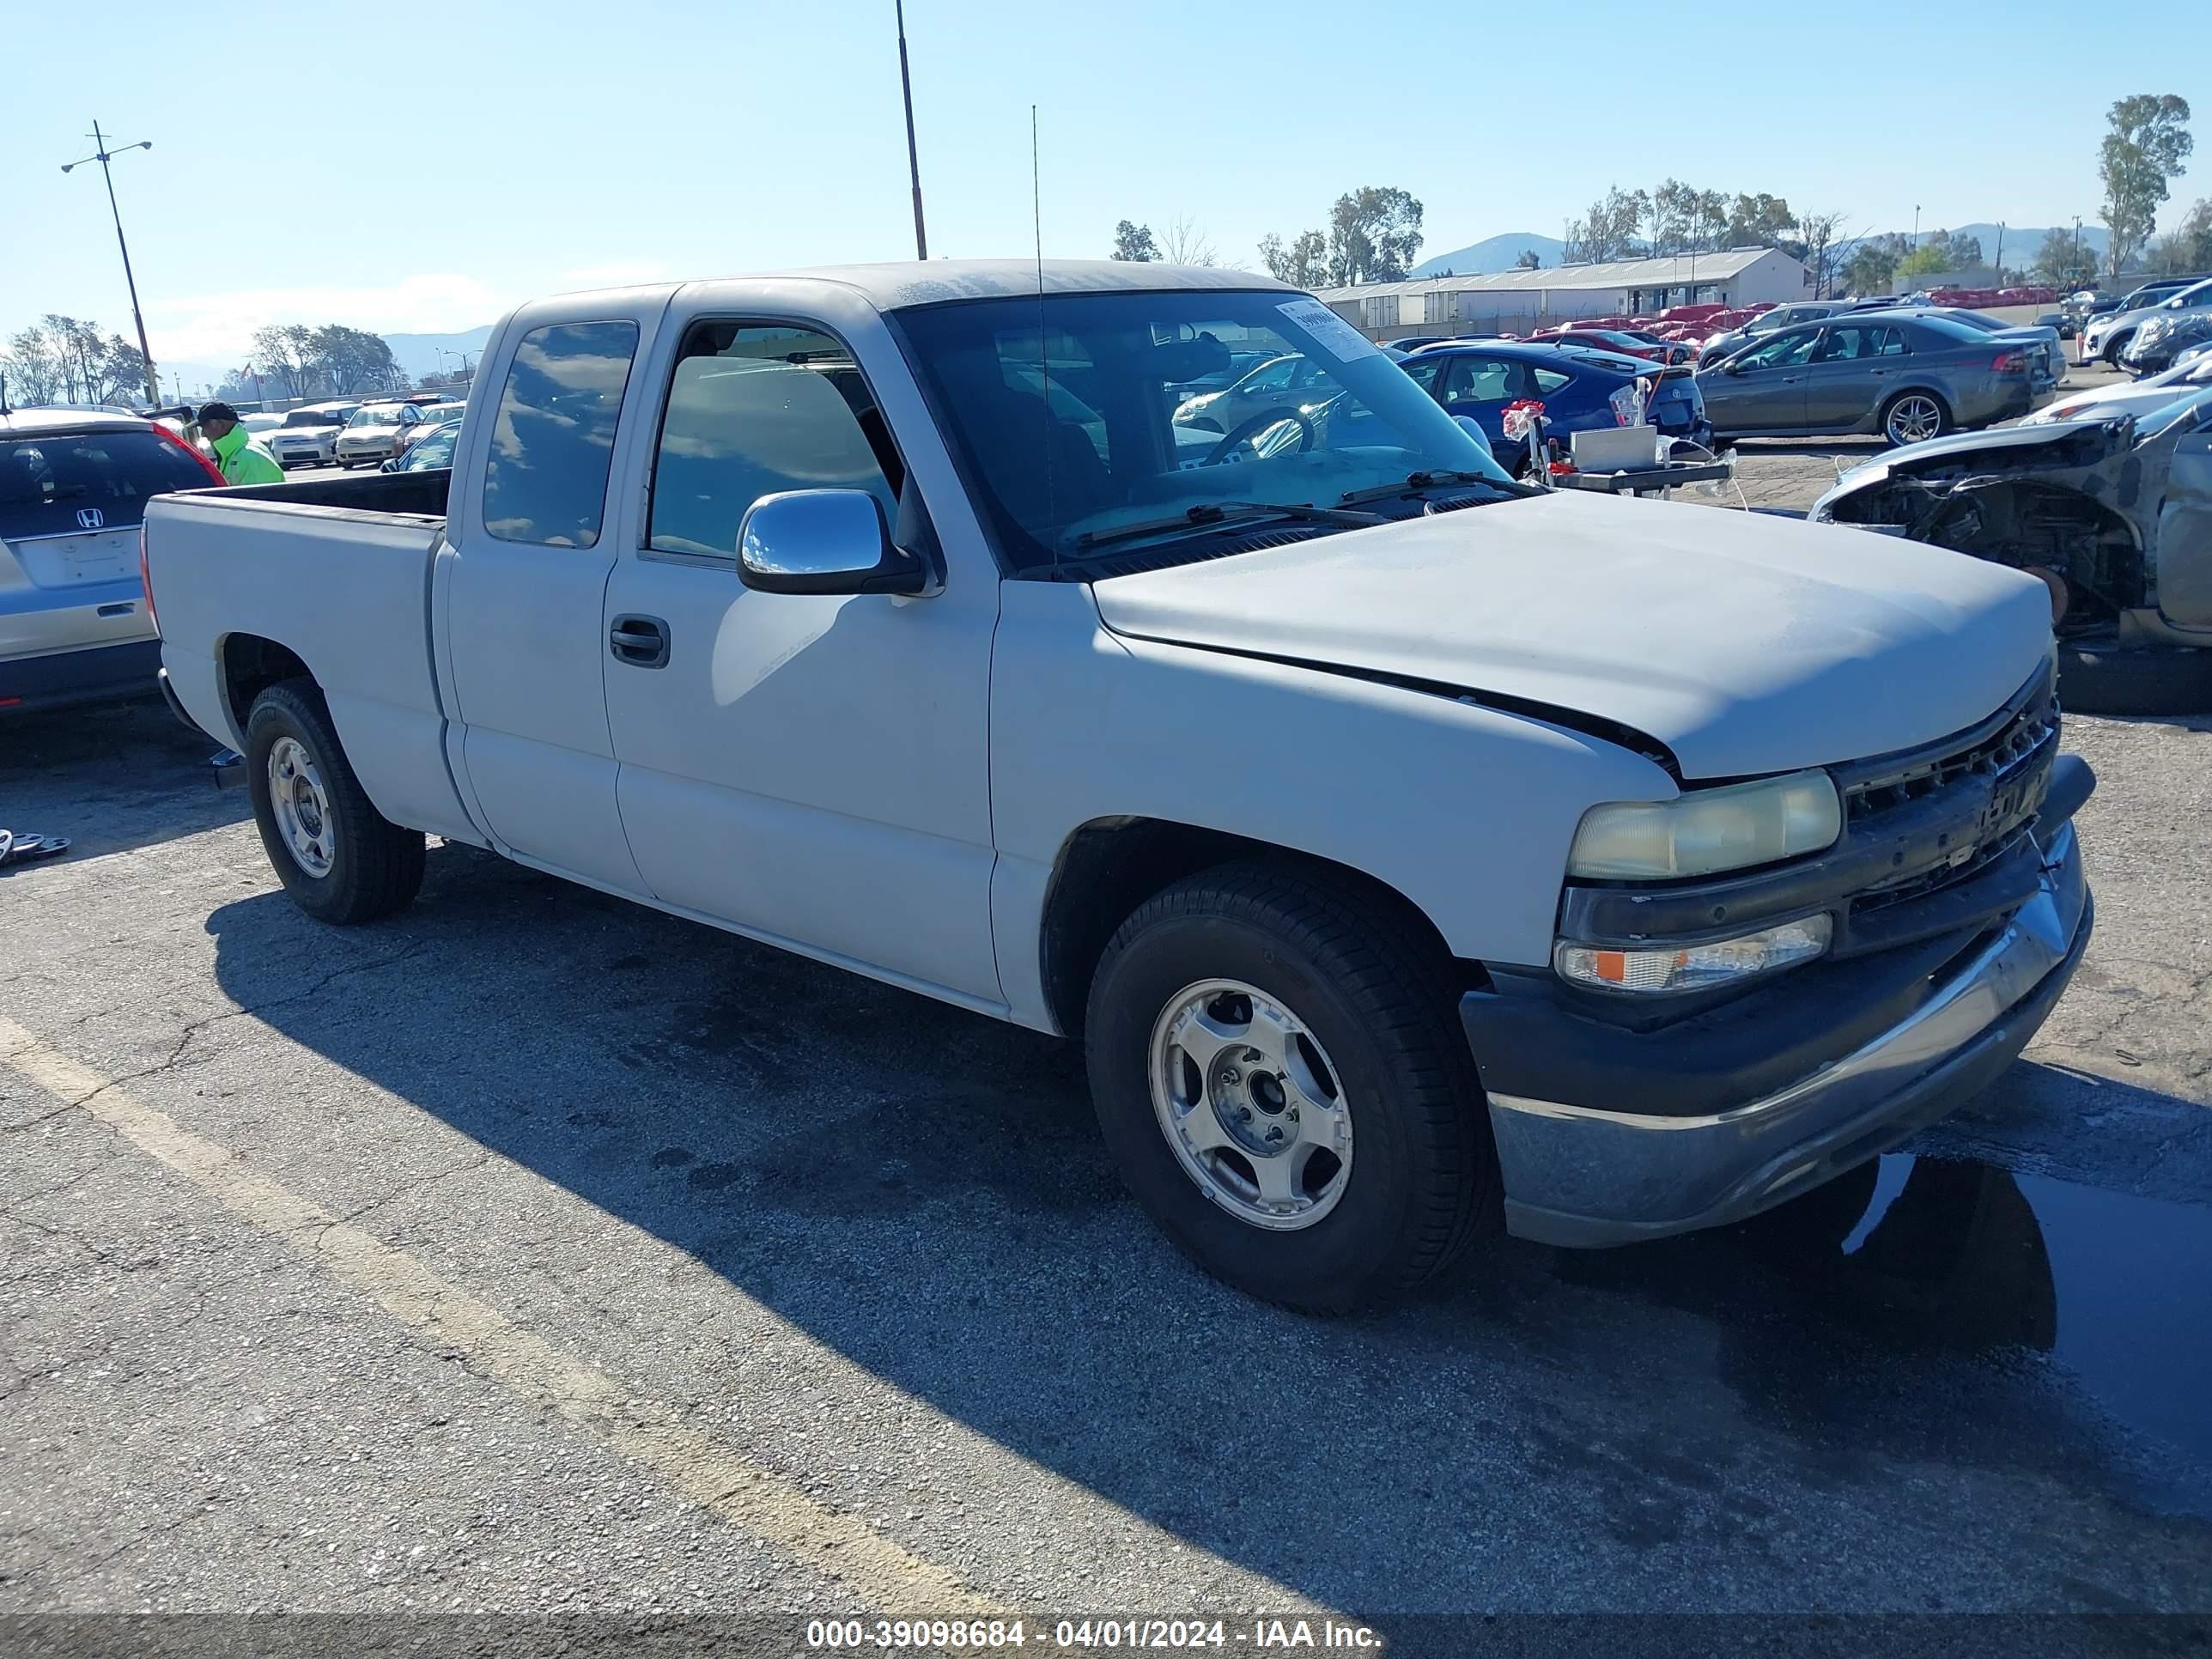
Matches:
[[246, 679, 425, 924], [1881, 391, 1950, 447], [1085, 861, 1498, 1312], [2102, 332, 2132, 367]]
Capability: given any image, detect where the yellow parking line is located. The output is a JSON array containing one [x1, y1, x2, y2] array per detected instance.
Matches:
[[0, 1017, 1010, 1617]]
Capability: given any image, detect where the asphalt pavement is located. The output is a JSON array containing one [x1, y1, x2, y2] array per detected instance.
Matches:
[[3, 443, 2211, 1642]]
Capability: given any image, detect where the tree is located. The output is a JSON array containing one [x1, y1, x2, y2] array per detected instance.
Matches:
[[1110, 220, 1159, 262], [1724, 192, 1796, 248], [1795, 211, 1849, 297], [1325, 185, 1424, 284], [3, 327, 62, 404], [2100, 94, 2194, 276], [2030, 228, 2101, 288], [1563, 186, 1645, 264], [1158, 216, 1217, 266], [307, 325, 402, 393], [2142, 198, 2212, 273], [1514, 248, 1542, 270], [251, 325, 312, 398], [1843, 242, 1899, 296], [93, 335, 149, 404], [1259, 228, 1329, 287], [1647, 179, 1703, 255]]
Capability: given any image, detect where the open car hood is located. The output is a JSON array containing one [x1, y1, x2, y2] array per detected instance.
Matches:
[[1090, 491, 2052, 780]]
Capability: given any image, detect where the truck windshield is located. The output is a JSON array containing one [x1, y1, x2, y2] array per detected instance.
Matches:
[[893, 289, 1513, 573]]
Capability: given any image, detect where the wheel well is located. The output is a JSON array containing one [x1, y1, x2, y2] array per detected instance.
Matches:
[[220, 634, 313, 731], [1037, 817, 1474, 1038]]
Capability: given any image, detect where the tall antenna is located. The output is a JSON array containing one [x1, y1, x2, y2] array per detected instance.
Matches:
[[896, 0, 927, 259], [1033, 105, 1055, 571]]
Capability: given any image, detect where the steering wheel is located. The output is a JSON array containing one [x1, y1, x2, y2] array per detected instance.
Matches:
[[1203, 407, 1315, 465]]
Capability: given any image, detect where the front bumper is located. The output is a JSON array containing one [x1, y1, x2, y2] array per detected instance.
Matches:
[[1468, 816, 2090, 1249]]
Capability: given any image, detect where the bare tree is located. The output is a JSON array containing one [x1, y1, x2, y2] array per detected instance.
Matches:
[[1158, 216, 1218, 266], [1796, 211, 1850, 298]]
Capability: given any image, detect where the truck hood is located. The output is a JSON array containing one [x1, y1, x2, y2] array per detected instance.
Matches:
[[1089, 491, 2052, 780]]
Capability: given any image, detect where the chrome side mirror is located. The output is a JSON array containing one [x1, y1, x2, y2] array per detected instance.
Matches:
[[737, 489, 927, 597]]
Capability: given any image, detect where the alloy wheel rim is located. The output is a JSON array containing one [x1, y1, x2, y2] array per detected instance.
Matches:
[[268, 736, 335, 877], [1888, 397, 1940, 445], [1147, 979, 1354, 1231]]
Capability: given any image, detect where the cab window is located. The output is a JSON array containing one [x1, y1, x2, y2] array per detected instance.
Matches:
[[647, 322, 902, 561]]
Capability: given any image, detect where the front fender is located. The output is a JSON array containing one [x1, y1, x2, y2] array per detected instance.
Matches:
[[986, 581, 1674, 1028]]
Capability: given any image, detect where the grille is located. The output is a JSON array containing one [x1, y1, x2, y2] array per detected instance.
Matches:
[[1850, 823, 2031, 916], [1843, 678, 2057, 825]]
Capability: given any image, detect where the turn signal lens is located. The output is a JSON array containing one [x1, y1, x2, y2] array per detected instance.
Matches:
[[1556, 915, 1832, 995]]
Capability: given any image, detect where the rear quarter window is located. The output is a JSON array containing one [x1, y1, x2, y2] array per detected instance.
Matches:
[[1, 429, 214, 538], [480, 320, 641, 548]]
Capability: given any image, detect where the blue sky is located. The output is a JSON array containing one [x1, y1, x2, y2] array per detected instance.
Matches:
[[8, 0, 2209, 379]]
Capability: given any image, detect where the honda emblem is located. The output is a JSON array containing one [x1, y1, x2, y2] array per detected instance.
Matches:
[[76, 507, 105, 531]]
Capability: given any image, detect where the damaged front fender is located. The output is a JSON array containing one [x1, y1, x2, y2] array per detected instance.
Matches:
[[1813, 416, 2160, 634]]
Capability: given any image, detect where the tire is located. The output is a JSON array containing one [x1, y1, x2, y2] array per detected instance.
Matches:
[[2101, 331, 2131, 367], [245, 678, 425, 924], [2056, 640, 2212, 717], [1880, 389, 1950, 447], [1084, 860, 1498, 1313]]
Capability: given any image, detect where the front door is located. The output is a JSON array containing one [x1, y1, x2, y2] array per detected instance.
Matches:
[[1800, 323, 1909, 432], [1707, 326, 1818, 434], [597, 316, 1001, 1005], [440, 302, 664, 893]]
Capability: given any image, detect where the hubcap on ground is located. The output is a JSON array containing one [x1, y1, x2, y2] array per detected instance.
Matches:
[[268, 736, 334, 877], [1887, 397, 1941, 446], [1148, 979, 1353, 1231]]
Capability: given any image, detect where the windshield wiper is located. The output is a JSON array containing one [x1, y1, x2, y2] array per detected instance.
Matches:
[[1337, 469, 1532, 507], [1071, 499, 1384, 552]]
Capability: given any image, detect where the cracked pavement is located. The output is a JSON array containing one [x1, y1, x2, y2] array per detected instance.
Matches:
[[3, 495, 2211, 1624]]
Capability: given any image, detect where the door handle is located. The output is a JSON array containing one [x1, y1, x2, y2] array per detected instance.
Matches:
[[609, 614, 671, 669]]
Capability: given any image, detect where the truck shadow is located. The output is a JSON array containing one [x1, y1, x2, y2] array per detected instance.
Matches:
[[0, 698, 247, 860], [203, 850, 2212, 1611]]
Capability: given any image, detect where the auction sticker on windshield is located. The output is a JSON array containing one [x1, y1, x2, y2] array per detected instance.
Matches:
[[1277, 299, 1382, 365]]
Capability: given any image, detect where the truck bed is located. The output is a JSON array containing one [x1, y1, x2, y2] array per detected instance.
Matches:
[[198, 465, 452, 521], [144, 465, 483, 846]]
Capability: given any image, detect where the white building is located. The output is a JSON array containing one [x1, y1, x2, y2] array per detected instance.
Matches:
[[1311, 247, 1810, 341]]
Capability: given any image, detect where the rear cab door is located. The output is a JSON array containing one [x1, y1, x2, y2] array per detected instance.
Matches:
[[434, 288, 671, 895]]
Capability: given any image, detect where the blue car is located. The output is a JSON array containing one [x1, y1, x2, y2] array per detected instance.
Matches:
[[1398, 342, 1712, 470]]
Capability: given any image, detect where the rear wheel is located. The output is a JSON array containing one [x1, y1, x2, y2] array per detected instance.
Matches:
[[246, 679, 425, 924], [1085, 860, 1498, 1313], [1881, 391, 1949, 447]]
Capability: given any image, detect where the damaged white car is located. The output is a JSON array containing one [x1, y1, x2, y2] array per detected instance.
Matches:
[[1814, 386, 2212, 713]]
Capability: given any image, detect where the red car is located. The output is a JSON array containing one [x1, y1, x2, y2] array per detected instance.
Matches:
[[1531, 326, 1695, 365]]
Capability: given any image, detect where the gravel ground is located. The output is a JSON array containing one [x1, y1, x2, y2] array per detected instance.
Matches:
[[3, 428, 2209, 1640]]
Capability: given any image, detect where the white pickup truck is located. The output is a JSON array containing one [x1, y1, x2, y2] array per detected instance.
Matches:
[[144, 262, 2094, 1310]]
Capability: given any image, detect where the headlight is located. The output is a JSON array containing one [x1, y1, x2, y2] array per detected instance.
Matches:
[[1556, 915, 1832, 994], [1567, 770, 1842, 880]]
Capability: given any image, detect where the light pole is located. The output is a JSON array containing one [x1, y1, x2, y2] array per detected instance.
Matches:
[[61, 121, 161, 410], [896, 0, 927, 259]]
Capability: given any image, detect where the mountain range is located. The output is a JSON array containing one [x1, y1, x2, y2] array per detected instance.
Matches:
[[1410, 223, 2112, 280]]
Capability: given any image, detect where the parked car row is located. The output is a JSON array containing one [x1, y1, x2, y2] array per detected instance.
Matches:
[[2078, 278, 2212, 368], [265, 394, 462, 470]]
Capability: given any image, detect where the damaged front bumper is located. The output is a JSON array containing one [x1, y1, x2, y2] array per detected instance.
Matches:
[[1470, 817, 2090, 1248]]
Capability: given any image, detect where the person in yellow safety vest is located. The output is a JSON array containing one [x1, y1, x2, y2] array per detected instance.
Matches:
[[197, 401, 284, 485]]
